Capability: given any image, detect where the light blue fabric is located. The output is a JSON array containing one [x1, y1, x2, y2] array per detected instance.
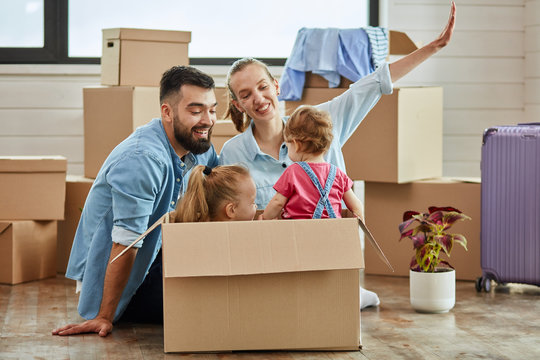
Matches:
[[219, 63, 393, 209], [278, 28, 374, 101], [364, 27, 389, 68], [298, 162, 337, 219], [65, 118, 218, 322]]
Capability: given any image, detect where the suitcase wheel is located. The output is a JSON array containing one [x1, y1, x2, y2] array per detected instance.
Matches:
[[475, 276, 492, 292], [475, 277, 483, 292]]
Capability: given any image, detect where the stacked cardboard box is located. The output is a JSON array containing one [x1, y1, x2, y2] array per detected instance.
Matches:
[[56, 176, 94, 273], [0, 156, 67, 284], [210, 87, 240, 154], [84, 28, 191, 178], [363, 178, 481, 281]]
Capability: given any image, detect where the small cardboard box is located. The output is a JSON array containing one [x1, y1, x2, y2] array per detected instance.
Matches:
[[286, 87, 443, 183], [0, 156, 67, 220], [0, 220, 57, 284], [364, 178, 481, 281], [101, 28, 191, 86], [212, 120, 239, 154], [162, 218, 365, 353], [57, 176, 94, 273], [83, 86, 160, 178]]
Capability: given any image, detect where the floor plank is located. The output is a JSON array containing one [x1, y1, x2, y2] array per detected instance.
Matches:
[[1, 274, 539, 359]]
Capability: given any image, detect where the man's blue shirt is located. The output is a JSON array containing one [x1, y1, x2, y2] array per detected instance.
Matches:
[[65, 118, 218, 321]]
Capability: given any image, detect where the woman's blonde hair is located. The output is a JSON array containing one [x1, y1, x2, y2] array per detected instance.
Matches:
[[225, 58, 276, 133], [284, 106, 334, 155], [174, 165, 250, 222]]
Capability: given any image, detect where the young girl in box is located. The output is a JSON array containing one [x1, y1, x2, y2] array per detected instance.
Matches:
[[115, 164, 256, 323], [261, 105, 363, 221], [174, 164, 257, 222]]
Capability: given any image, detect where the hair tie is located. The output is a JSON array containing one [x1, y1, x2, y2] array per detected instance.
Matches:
[[203, 166, 212, 176]]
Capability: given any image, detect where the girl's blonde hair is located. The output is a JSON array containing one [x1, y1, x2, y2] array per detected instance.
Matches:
[[284, 105, 334, 155], [225, 58, 276, 133], [174, 165, 250, 222]]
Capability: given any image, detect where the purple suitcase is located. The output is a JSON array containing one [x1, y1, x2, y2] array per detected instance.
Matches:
[[478, 123, 540, 291]]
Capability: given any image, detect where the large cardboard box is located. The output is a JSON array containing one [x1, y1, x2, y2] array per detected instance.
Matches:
[[57, 176, 94, 273], [101, 28, 191, 86], [343, 87, 443, 182], [162, 218, 364, 353], [364, 178, 481, 281], [212, 120, 239, 154], [83, 86, 160, 178], [0, 220, 57, 284], [286, 87, 443, 183], [0, 156, 67, 220]]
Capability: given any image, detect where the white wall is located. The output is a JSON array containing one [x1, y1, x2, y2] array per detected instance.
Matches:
[[388, 0, 527, 177], [0, 1, 535, 177], [0, 65, 100, 174], [525, 0, 540, 122]]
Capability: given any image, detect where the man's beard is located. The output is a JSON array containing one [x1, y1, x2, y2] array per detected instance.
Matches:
[[173, 113, 212, 155]]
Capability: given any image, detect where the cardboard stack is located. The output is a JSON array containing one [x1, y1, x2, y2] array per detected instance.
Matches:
[[84, 28, 191, 178], [56, 176, 94, 273], [283, 31, 481, 280], [0, 156, 67, 284], [363, 178, 481, 281]]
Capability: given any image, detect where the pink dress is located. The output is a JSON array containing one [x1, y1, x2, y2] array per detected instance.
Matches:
[[273, 162, 353, 219]]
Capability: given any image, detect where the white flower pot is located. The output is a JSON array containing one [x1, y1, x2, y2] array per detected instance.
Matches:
[[409, 269, 455, 313]]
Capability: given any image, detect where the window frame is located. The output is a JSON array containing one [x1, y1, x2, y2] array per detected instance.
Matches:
[[0, 0, 379, 65]]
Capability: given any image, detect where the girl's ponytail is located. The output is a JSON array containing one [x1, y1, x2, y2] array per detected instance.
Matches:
[[175, 165, 251, 222], [175, 166, 210, 222]]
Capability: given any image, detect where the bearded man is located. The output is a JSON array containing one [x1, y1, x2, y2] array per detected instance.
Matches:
[[53, 66, 218, 337]]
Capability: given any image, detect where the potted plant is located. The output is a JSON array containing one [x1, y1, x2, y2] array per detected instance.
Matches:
[[399, 206, 471, 313]]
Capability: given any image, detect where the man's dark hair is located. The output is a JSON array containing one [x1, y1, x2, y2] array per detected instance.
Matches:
[[160, 66, 215, 105]]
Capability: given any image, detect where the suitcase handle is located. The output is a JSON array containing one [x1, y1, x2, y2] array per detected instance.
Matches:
[[482, 128, 498, 145], [518, 122, 540, 126]]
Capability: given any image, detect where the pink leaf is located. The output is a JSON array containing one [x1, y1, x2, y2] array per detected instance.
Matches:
[[435, 234, 453, 256], [429, 206, 461, 214], [403, 210, 420, 222]]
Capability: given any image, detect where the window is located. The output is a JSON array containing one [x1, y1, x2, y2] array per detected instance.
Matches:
[[0, 0, 44, 48], [1, 0, 378, 65]]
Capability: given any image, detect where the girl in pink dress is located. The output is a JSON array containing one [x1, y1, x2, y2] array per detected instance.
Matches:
[[262, 106, 363, 221]]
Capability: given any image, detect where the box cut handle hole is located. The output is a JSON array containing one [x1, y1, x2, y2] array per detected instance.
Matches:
[[107, 42, 114, 48]]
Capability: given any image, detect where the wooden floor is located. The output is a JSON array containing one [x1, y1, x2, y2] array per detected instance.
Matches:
[[1, 273, 539, 359]]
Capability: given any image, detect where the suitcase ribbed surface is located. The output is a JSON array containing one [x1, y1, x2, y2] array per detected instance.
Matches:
[[480, 124, 540, 285]]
